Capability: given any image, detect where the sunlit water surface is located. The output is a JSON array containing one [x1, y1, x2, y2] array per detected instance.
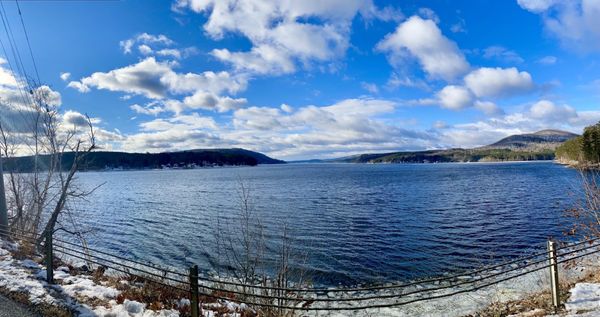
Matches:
[[69, 162, 578, 286]]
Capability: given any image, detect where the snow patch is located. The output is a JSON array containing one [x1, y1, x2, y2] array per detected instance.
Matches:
[[565, 283, 600, 314]]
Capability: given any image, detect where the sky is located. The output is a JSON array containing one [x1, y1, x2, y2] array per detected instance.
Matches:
[[1, 0, 600, 160]]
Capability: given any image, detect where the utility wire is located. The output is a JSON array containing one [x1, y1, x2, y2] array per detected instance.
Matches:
[[14, 0, 40, 85]]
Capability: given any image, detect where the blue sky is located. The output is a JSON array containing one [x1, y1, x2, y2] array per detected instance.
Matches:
[[1, 0, 600, 160]]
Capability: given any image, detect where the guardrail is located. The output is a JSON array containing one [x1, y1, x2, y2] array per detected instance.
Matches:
[[2, 227, 600, 316]]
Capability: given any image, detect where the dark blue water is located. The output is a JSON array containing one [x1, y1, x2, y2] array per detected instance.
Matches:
[[72, 162, 577, 286]]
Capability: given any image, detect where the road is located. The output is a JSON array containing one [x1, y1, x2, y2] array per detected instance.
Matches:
[[0, 294, 38, 317]]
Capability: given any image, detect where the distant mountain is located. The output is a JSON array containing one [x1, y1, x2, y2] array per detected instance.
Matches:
[[327, 130, 578, 164], [484, 129, 579, 151], [3, 148, 284, 172]]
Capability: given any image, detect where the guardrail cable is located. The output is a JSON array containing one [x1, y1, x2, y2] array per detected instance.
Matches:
[[6, 227, 600, 311]]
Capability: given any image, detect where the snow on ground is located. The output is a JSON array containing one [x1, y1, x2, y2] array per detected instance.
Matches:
[[0, 238, 193, 316], [4, 236, 600, 317], [311, 254, 600, 317], [544, 283, 600, 317]]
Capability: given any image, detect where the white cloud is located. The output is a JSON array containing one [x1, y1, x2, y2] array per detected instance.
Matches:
[[140, 113, 217, 131], [67, 81, 90, 93], [440, 99, 600, 148], [450, 19, 467, 33], [529, 99, 577, 122], [537, 55, 557, 65], [483, 46, 524, 63], [176, 92, 247, 113], [120, 33, 175, 54], [62, 110, 90, 127], [176, 0, 399, 75], [67, 57, 247, 101], [35, 85, 62, 107], [156, 49, 180, 59], [60, 72, 71, 81], [436, 85, 473, 110], [138, 44, 153, 55], [377, 15, 470, 81], [464, 67, 534, 98], [0, 59, 18, 87], [360, 82, 379, 94], [417, 8, 439, 23], [517, 0, 558, 13], [433, 120, 448, 129], [474, 100, 504, 116], [517, 0, 600, 52], [130, 103, 166, 116], [212, 45, 296, 75], [386, 73, 431, 91]]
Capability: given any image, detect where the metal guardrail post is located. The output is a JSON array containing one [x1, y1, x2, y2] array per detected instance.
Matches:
[[46, 230, 54, 284], [547, 240, 559, 311], [189, 265, 199, 317]]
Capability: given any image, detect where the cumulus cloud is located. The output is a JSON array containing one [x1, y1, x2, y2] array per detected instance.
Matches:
[[175, 0, 400, 75], [377, 15, 470, 81], [130, 103, 166, 116], [62, 110, 92, 127], [67, 57, 247, 114], [436, 85, 473, 110], [67, 81, 90, 93], [529, 100, 577, 122], [120, 33, 175, 54], [171, 92, 247, 113], [139, 113, 217, 131], [517, 0, 600, 52], [440, 99, 600, 148], [464, 67, 534, 98], [120, 33, 197, 60], [60, 72, 71, 81], [474, 100, 504, 116]]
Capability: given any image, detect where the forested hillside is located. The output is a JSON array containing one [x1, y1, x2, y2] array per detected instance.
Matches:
[[2, 148, 284, 172], [556, 122, 600, 166]]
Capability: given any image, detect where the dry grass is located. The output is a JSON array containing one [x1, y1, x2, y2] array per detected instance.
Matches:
[[0, 287, 73, 317], [468, 267, 600, 317]]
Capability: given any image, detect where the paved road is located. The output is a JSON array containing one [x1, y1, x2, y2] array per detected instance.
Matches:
[[0, 294, 38, 317]]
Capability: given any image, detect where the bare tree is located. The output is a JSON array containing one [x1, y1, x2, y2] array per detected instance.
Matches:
[[0, 84, 96, 245], [565, 169, 600, 240], [211, 179, 310, 316]]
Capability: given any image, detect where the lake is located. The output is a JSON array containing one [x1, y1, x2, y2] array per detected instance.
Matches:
[[71, 162, 578, 286]]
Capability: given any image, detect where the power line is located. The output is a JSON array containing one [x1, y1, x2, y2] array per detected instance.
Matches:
[[14, 0, 40, 86]]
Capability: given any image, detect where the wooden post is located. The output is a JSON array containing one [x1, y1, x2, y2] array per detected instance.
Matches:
[[189, 265, 199, 317], [45, 230, 53, 284], [548, 240, 559, 311]]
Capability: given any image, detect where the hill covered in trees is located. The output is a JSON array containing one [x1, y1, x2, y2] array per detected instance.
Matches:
[[556, 122, 600, 167], [327, 130, 576, 164], [484, 129, 578, 151], [2, 148, 284, 172]]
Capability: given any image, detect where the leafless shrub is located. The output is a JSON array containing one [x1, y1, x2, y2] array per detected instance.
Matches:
[[564, 168, 600, 240], [211, 178, 310, 317], [0, 84, 97, 246]]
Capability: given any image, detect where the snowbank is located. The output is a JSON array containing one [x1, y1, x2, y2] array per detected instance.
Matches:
[[4, 236, 600, 317], [0, 238, 187, 316]]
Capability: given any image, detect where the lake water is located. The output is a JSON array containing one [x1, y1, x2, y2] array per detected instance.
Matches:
[[71, 162, 578, 286]]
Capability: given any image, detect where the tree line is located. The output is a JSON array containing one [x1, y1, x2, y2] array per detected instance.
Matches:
[[556, 122, 600, 165]]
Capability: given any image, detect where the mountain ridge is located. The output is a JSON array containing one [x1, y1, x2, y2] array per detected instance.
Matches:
[[2, 148, 285, 172], [305, 129, 579, 164]]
